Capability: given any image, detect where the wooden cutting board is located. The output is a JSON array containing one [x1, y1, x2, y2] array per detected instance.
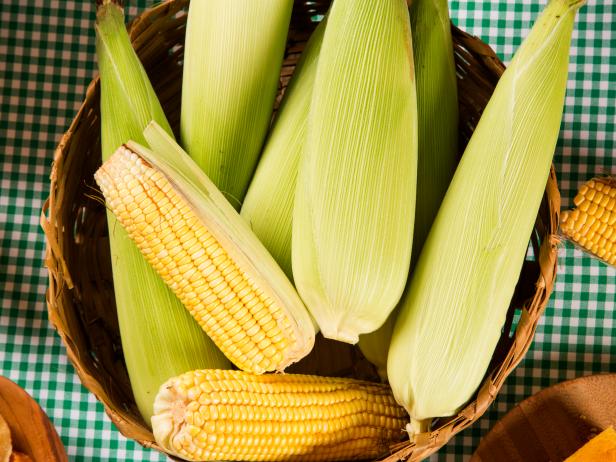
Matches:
[[471, 374, 616, 462], [0, 376, 67, 461]]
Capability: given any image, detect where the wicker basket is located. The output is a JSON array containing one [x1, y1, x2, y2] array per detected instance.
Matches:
[[42, 1, 560, 460]]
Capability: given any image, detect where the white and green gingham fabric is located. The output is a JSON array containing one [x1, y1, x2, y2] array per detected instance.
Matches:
[[0, 1, 614, 460]]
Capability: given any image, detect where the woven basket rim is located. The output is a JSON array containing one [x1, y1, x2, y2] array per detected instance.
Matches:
[[42, 1, 560, 460]]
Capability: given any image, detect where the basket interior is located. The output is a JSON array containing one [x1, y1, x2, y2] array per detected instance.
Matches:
[[44, 1, 559, 459]]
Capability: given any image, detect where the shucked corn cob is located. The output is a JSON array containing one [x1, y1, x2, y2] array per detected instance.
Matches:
[[388, 0, 584, 434], [561, 177, 616, 266], [95, 0, 230, 421], [152, 369, 407, 462], [293, 0, 418, 343], [94, 123, 316, 374]]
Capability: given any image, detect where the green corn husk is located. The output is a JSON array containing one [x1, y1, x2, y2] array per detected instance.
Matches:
[[240, 19, 327, 280], [293, 0, 418, 344], [358, 0, 459, 381], [181, 0, 293, 208], [409, 0, 458, 263], [387, 0, 585, 434], [95, 0, 230, 422]]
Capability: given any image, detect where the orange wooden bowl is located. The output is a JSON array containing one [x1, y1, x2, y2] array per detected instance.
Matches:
[[0, 376, 67, 462], [471, 374, 616, 462]]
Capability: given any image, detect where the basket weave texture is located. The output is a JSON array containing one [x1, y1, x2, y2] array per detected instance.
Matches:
[[42, 1, 560, 460]]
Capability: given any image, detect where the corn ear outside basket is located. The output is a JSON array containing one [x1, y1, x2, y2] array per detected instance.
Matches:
[[41, 0, 560, 460]]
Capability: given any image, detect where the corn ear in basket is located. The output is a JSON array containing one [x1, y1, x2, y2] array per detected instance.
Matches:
[[241, 19, 326, 281], [387, 0, 585, 434], [181, 0, 293, 208], [293, 0, 418, 344], [94, 123, 316, 374], [95, 0, 230, 422], [358, 0, 459, 378], [152, 369, 407, 462]]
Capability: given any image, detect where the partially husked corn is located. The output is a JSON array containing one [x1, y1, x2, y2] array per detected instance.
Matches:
[[152, 369, 407, 461], [94, 131, 315, 374], [561, 178, 616, 266]]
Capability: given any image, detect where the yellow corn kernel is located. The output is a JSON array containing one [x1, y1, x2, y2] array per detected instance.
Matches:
[[152, 369, 407, 462], [600, 194, 610, 208], [561, 177, 616, 267], [95, 144, 315, 374]]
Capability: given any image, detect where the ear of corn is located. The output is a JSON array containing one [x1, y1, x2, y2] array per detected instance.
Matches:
[[358, 0, 459, 376], [181, 0, 293, 208], [293, 0, 418, 344], [151, 369, 407, 462], [94, 123, 316, 374], [561, 177, 616, 267], [409, 0, 458, 265], [387, 0, 584, 434], [95, 0, 230, 422], [240, 19, 326, 280]]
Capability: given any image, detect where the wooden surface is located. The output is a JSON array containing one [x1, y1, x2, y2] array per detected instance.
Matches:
[[471, 374, 616, 462], [0, 377, 67, 462]]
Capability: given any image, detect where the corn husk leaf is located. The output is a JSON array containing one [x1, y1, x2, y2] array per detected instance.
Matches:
[[240, 19, 327, 281], [387, 0, 585, 433], [96, 1, 230, 422], [358, 0, 458, 376], [410, 0, 458, 264], [293, 0, 418, 344], [181, 0, 293, 208]]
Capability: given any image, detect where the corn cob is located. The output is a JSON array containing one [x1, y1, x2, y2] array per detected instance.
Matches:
[[241, 19, 326, 280], [293, 0, 418, 344], [358, 0, 458, 377], [152, 369, 407, 462], [561, 177, 616, 266], [94, 123, 316, 374], [181, 0, 293, 208], [387, 0, 584, 434], [95, 0, 230, 422]]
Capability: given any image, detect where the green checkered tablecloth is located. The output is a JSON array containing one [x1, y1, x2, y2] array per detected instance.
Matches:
[[0, 1, 614, 460]]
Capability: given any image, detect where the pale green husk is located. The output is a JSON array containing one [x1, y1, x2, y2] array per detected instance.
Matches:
[[240, 19, 327, 281], [358, 0, 458, 376], [181, 0, 293, 208], [139, 122, 316, 366], [410, 0, 458, 264], [293, 0, 417, 344], [387, 0, 585, 433], [95, 1, 230, 423]]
